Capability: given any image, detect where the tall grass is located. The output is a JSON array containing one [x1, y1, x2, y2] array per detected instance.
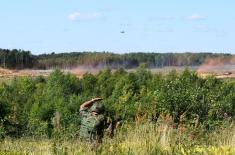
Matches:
[[0, 118, 234, 155]]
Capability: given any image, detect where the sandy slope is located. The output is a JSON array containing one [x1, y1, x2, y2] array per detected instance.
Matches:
[[0, 67, 234, 79]]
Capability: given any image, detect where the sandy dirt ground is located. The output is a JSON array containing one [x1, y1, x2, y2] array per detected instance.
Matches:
[[0, 67, 92, 79], [0, 68, 52, 78], [0, 65, 235, 79]]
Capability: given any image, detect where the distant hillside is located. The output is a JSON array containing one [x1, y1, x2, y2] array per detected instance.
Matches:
[[0, 48, 233, 69]]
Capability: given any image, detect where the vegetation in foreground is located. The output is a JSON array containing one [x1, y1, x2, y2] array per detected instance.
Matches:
[[0, 121, 234, 155], [0, 66, 234, 154]]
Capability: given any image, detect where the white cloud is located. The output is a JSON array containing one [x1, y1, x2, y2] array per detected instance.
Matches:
[[68, 12, 102, 21], [186, 14, 207, 20]]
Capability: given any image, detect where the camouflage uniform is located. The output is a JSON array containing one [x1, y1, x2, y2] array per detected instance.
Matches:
[[79, 103, 105, 143]]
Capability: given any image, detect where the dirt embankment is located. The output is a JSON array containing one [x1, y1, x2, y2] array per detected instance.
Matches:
[[0, 68, 52, 78], [0, 67, 89, 78], [0, 65, 235, 79], [196, 57, 235, 79]]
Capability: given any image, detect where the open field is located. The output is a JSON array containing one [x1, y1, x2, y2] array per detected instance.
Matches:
[[0, 68, 52, 78], [0, 65, 235, 79]]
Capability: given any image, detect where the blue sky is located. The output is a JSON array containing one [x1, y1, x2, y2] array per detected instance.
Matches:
[[0, 0, 235, 54]]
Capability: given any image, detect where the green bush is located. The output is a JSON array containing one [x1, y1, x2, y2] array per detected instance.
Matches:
[[0, 68, 234, 138], [0, 127, 6, 139]]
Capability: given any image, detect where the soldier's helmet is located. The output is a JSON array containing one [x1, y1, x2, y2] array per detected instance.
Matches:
[[90, 102, 104, 114]]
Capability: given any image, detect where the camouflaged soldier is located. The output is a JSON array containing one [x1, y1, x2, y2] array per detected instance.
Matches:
[[79, 97, 105, 143]]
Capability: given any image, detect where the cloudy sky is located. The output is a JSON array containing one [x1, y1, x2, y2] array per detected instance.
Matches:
[[0, 0, 235, 54]]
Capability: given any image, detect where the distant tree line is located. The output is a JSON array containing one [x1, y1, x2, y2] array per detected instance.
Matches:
[[36, 52, 232, 69], [0, 49, 35, 69], [0, 48, 232, 69]]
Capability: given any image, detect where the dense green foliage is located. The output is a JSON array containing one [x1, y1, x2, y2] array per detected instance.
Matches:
[[0, 67, 234, 139], [0, 49, 35, 69], [0, 48, 233, 69]]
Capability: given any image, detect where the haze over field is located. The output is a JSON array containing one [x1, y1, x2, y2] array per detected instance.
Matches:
[[0, 1, 235, 54]]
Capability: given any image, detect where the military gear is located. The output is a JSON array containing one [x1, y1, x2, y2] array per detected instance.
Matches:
[[90, 102, 104, 114], [79, 106, 105, 142]]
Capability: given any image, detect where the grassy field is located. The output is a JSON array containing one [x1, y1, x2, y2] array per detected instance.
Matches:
[[1, 119, 234, 155], [0, 68, 234, 155]]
